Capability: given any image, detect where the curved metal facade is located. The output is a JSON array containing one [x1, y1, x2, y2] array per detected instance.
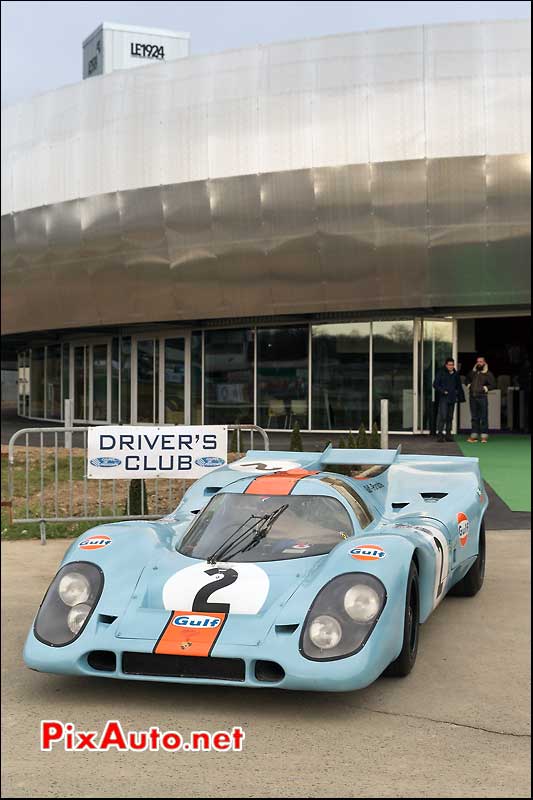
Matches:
[[1, 20, 531, 336]]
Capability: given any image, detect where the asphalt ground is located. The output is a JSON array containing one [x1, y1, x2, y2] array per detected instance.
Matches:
[[1, 532, 530, 799]]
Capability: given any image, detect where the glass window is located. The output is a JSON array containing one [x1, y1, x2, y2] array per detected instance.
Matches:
[[258, 327, 308, 429], [312, 323, 370, 430], [191, 331, 202, 424], [164, 338, 185, 424], [421, 320, 454, 432], [319, 476, 373, 528], [372, 321, 414, 431], [92, 344, 108, 421], [62, 344, 70, 415], [46, 345, 62, 420], [74, 346, 87, 420], [179, 493, 354, 562], [111, 338, 119, 423], [204, 329, 254, 425], [136, 339, 157, 423], [30, 347, 45, 417], [18, 351, 30, 416], [120, 337, 131, 423]]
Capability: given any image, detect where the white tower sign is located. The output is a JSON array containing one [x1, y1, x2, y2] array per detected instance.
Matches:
[[83, 22, 190, 79]]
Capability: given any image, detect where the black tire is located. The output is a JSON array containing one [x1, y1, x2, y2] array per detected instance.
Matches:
[[448, 522, 486, 597], [384, 560, 419, 677]]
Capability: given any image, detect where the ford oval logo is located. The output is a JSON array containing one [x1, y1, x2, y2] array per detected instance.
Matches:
[[195, 457, 225, 468], [90, 457, 122, 467]]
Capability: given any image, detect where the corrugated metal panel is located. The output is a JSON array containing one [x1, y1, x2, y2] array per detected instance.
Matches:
[[1, 21, 530, 334], [2, 20, 529, 214]]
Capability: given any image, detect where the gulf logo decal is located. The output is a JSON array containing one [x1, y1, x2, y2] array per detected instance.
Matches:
[[172, 614, 221, 629], [350, 544, 386, 561], [78, 534, 112, 551], [457, 513, 469, 547], [155, 611, 227, 657]]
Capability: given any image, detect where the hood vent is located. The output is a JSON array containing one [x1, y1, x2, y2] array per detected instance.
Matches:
[[421, 492, 448, 503], [392, 502, 409, 511]]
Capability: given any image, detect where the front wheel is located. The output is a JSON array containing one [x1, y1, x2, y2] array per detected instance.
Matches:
[[384, 560, 419, 677], [449, 522, 486, 597]]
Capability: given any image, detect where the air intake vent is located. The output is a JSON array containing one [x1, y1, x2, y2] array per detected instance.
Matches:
[[421, 493, 448, 503], [392, 502, 409, 511], [275, 624, 299, 635], [87, 651, 116, 672], [254, 660, 285, 683], [122, 652, 245, 681]]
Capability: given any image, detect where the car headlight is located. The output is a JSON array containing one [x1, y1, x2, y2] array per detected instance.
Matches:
[[308, 615, 343, 650], [67, 603, 92, 634], [300, 573, 386, 661], [344, 584, 381, 623], [58, 572, 91, 607], [34, 562, 104, 646]]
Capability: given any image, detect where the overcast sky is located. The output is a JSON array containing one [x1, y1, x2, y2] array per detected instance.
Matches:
[[1, 0, 530, 106]]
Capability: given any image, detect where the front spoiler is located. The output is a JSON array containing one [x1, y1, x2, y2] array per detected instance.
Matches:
[[23, 605, 403, 693]]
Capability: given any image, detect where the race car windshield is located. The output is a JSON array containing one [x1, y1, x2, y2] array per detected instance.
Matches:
[[178, 493, 354, 562]]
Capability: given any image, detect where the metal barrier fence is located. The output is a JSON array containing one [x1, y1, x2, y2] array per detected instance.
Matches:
[[6, 424, 269, 544]]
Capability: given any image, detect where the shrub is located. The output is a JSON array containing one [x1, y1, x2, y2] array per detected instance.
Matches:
[[346, 430, 357, 450], [369, 421, 380, 449], [290, 421, 304, 452], [229, 426, 239, 453], [126, 479, 149, 516], [356, 422, 368, 449]]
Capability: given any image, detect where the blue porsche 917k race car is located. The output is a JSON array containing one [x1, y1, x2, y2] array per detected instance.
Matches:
[[24, 446, 487, 692]]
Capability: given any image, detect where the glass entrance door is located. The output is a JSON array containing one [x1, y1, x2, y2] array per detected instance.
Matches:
[[418, 319, 455, 433], [70, 341, 111, 422], [162, 337, 186, 424], [132, 333, 190, 424], [73, 345, 88, 421], [135, 339, 159, 423]]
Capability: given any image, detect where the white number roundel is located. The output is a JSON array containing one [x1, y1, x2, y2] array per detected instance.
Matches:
[[162, 561, 270, 615]]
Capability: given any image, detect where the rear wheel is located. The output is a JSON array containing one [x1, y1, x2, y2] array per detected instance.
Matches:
[[449, 522, 486, 597], [384, 560, 419, 677]]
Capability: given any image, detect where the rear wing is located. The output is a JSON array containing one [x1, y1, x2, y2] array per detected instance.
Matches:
[[320, 445, 402, 466], [318, 444, 479, 471]]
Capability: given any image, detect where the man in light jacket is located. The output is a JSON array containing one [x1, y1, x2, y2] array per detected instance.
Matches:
[[466, 356, 496, 443]]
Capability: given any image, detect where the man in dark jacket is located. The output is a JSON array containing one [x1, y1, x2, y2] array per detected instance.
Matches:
[[466, 356, 496, 443], [433, 358, 465, 442]]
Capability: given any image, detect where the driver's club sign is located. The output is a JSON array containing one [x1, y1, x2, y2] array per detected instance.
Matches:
[[87, 426, 228, 479]]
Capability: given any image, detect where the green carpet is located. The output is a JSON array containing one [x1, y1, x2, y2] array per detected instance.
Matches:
[[457, 435, 531, 512]]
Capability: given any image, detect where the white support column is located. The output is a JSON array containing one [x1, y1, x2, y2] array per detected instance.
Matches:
[[64, 398, 73, 449], [380, 398, 389, 450]]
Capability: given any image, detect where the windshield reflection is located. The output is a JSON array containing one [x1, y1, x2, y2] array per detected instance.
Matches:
[[179, 493, 354, 562]]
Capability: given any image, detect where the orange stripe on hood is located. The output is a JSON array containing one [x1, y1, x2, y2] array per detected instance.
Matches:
[[245, 468, 319, 495]]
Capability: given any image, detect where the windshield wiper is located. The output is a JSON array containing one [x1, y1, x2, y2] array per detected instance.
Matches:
[[216, 504, 289, 563], [206, 513, 266, 565]]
